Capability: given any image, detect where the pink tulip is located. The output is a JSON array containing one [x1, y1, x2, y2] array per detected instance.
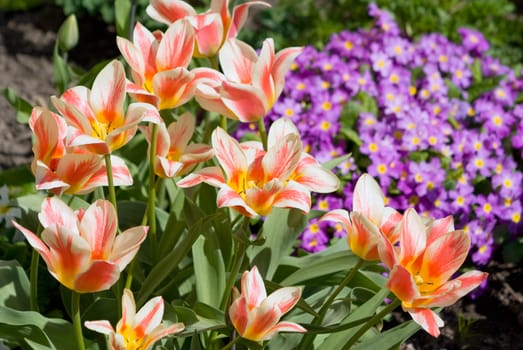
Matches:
[[321, 174, 402, 260], [141, 112, 214, 178], [85, 288, 184, 349], [29, 107, 133, 195], [229, 266, 306, 341], [117, 20, 218, 110], [12, 198, 147, 293], [382, 208, 488, 337], [177, 118, 339, 217], [146, 0, 270, 57], [195, 38, 303, 122], [52, 60, 161, 154]]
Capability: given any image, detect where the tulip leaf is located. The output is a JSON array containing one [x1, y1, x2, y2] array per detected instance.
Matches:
[[0, 306, 81, 350], [52, 44, 71, 94], [173, 306, 226, 336], [2, 87, 33, 124], [192, 234, 226, 309], [351, 320, 420, 350], [321, 288, 391, 349], [249, 208, 308, 280], [279, 250, 360, 286], [114, 0, 132, 38], [0, 260, 30, 310]]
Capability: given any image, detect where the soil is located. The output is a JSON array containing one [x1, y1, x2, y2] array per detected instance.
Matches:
[[1, 5, 523, 350]]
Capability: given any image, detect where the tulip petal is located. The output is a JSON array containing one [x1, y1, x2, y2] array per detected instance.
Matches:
[[419, 230, 470, 288], [135, 296, 164, 335], [177, 166, 226, 188], [12, 221, 52, 267], [399, 208, 427, 268], [229, 296, 249, 336], [272, 46, 303, 96], [227, 1, 271, 39], [408, 308, 444, 338], [217, 186, 259, 218], [212, 127, 248, 183], [79, 199, 117, 260], [353, 174, 384, 224], [321, 209, 351, 232], [168, 112, 195, 153], [386, 264, 420, 304], [263, 134, 301, 181], [272, 180, 311, 214], [90, 60, 126, 125], [242, 266, 267, 308], [293, 155, 340, 193], [153, 68, 196, 110], [349, 212, 381, 260], [39, 197, 76, 229], [120, 289, 137, 333], [262, 321, 306, 340], [219, 39, 257, 83], [267, 117, 299, 149], [156, 19, 194, 71], [111, 226, 148, 270], [84, 320, 115, 335], [74, 260, 120, 293], [146, 0, 196, 25], [265, 286, 301, 314], [220, 80, 268, 122]]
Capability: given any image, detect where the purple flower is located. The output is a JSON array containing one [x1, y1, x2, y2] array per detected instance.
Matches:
[[458, 27, 490, 55]]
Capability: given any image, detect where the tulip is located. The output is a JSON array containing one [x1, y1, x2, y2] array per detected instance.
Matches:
[[85, 288, 184, 350], [117, 20, 218, 110], [195, 38, 303, 122], [29, 107, 133, 195], [141, 112, 214, 178], [177, 118, 339, 217], [12, 198, 147, 293], [382, 208, 488, 337], [51, 60, 162, 154], [146, 0, 270, 57], [321, 173, 402, 260], [229, 266, 306, 341]]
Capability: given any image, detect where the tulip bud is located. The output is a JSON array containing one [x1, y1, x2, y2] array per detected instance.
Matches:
[[57, 15, 79, 52]]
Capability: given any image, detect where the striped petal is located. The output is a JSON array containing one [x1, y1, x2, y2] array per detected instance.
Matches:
[[293, 154, 340, 193], [242, 266, 267, 308], [262, 321, 306, 341], [263, 133, 302, 181], [220, 81, 268, 122], [212, 127, 248, 184], [12, 221, 53, 267], [217, 186, 259, 218], [399, 208, 427, 268], [265, 286, 301, 314], [168, 112, 195, 153], [110, 226, 148, 270], [352, 174, 384, 225], [189, 13, 224, 57], [79, 199, 117, 260], [272, 180, 311, 214], [267, 117, 299, 148], [272, 46, 303, 97], [39, 197, 76, 230], [227, 1, 271, 39], [74, 260, 120, 293], [156, 19, 194, 71], [321, 209, 351, 232], [54, 154, 105, 195], [84, 320, 115, 335], [219, 38, 257, 83], [146, 0, 196, 25], [177, 166, 226, 188], [152, 68, 196, 110], [408, 308, 444, 338], [252, 38, 275, 104], [135, 296, 164, 334], [90, 60, 126, 125], [349, 211, 381, 260], [386, 264, 420, 304], [418, 230, 471, 290]]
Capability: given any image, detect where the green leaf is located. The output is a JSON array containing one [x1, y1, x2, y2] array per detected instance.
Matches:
[[352, 321, 420, 350], [2, 87, 33, 124], [0, 164, 34, 186], [249, 208, 308, 279], [322, 153, 352, 170], [0, 260, 30, 310], [192, 235, 226, 309], [115, 0, 132, 38], [280, 250, 360, 286], [173, 306, 226, 336]]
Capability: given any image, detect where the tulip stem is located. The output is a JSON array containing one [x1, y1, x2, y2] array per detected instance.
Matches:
[[71, 291, 86, 350], [342, 297, 401, 350], [29, 223, 43, 312], [29, 249, 39, 312], [103, 154, 117, 210], [221, 334, 241, 350], [220, 239, 245, 310], [147, 123, 159, 261], [317, 258, 364, 324], [258, 118, 268, 150], [298, 258, 364, 349]]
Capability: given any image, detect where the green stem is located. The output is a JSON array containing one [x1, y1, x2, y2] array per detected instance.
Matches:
[[298, 258, 364, 349], [220, 115, 228, 132], [258, 118, 267, 150], [316, 258, 364, 325], [221, 334, 241, 350], [342, 297, 402, 350], [220, 239, 246, 310], [29, 249, 39, 312], [71, 291, 86, 350], [103, 154, 117, 210], [147, 123, 159, 260]]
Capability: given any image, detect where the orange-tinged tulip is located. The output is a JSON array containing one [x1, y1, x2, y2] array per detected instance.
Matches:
[[29, 106, 133, 195], [195, 38, 302, 122], [12, 198, 147, 293], [146, 0, 270, 57], [140, 112, 214, 178], [229, 266, 306, 341], [51, 60, 162, 154], [382, 208, 488, 337], [117, 20, 218, 110], [321, 173, 402, 260], [85, 288, 184, 350], [177, 118, 339, 217]]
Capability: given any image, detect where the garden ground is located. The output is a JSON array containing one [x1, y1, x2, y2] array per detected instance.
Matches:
[[1, 5, 522, 349]]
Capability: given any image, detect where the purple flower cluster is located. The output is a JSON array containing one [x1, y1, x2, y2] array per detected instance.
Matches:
[[263, 3, 523, 265]]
